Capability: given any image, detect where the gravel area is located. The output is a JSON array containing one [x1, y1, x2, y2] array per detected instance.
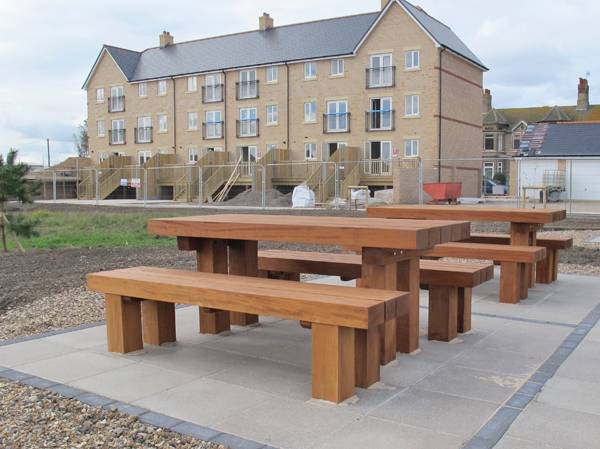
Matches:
[[0, 380, 224, 449]]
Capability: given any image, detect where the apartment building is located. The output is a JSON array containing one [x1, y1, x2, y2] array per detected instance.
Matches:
[[83, 0, 487, 201]]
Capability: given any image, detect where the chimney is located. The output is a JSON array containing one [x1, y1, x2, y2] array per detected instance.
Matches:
[[259, 13, 274, 31], [576, 78, 590, 111], [483, 88, 492, 113], [159, 31, 174, 48]]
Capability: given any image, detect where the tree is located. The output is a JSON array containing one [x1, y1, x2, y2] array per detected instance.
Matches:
[[0, 149, 39, 252], [74, 119, 89, 158]]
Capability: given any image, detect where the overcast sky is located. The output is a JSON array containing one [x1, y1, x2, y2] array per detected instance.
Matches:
[[1, 0, 598, 165]]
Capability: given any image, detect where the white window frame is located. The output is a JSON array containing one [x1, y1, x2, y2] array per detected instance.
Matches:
[[304, 101, 317, 123], [369, 54, 393, 87], [405, 95, 420, 117], [187, 76, 198, 92], [404, 50, 420, 70], [304, 142, 317, 160], [96, 88, 104, 102], [266, 143, 278, 153], [157, 80, 167, 96], [239, 70, 257, 99], [98, 152, 109, 162], [204, 73, 222, 102], [330, 59, 344, 76], [204, 110, 222, 139], [138, 150, 152, 166], [138, 82, 147, 97], [369, 97, 393, 130], [239, 107, 258, 137], [136, 116, 152, 143], [484, 134, 495, 151], [404, 139, 419, 157], [266, 104, 278, 125], [484, 162, 494, 179], [304, 62, 317, 80], [97, 120, 105, 137], [266, 66, 278, 83], [109, 86, 124, 112], [326, 100, 349, 132], [497, 161, 504, 173], [187, 111, 198, 130], [157, 114, 167, 133], [110, 119, 125, 144], [188, 146, 199, 163]]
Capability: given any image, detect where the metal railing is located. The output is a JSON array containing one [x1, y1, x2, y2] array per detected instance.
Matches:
[[108, 129, 126, 145], [203, 122, 224, 139], [365, 110, 395, 131], [135, 127, 153, 144], [366, 66, 395, 88], [236, 80, 259, 100], [108, 96, 125, 112], [236, 119, 259, 137], [323, 113, 350, 133], [202, 84, 224, 103]]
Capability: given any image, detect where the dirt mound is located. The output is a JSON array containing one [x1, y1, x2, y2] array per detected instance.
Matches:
[[223, 188, 292, 207]]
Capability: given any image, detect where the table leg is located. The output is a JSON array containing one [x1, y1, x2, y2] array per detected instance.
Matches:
[[510, 223, 536, 292], [196, 238, 230, 334], [396, 257, 420, 353], [228, 240, 260, 326]]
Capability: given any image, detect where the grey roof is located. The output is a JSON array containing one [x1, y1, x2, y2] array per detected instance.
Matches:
[[524, 123, 600, 157], [483, 108, 509, 126], [87, 0, 486, 86], [540, 106, 572, 123]]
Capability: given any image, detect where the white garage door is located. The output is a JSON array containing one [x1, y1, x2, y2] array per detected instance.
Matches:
[[519, 159, 558, 188], [569, 161, 600, 200]]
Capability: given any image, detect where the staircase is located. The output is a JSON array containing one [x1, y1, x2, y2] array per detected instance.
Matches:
[[173, 151, 228, 202], [304, 146, 359, 203], [78, 155, 132, 200]]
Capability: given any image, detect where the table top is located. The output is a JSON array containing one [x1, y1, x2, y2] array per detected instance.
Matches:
[[367, 205, 566, 224], [148, 214, 470, 250]]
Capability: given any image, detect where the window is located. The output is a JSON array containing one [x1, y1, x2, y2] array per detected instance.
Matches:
[[239, 70, 257, 99], [266, 66, 278, 83], [204, 110, 222, 139], [158, 149, 170, 154], [187, 76, 197, 92], [138, 150, 152, 166], [326, 100, 349, 132], [138, 83, 147, 97], [304, 62, 317, 80], [110, 119, 125, 144], [404, 50, 420, 69], [304, 143, 317, 160], [188, 146, 199, 163], [109, 86, 124, 112], [405, 95, 419, 116], [136, 116, 152, 143], [368, 97, 393, 130], [239, 107, 257, 137], [97, 120, 105, 137], [369, 54, 393, 87], [304, 101, 317, 122], [483, 162, 494, 179], [240, 145, 257, 163], [497, 161, 504, 173], [187, 111, 198, 130], [266, 104, 278, 125], [98, 152, 108, 162], [366, 141, 392, 175], [513, 136, 521, 150], [484, 134, 495, 151], [158, 80, 167, 95], [157, 114, 167, 133], [404, 139, 419, 157], [204, 73, 222, 102], [330, 59, 344, 76], [96, 88, 104, 102], [266, 143, 278, 152]]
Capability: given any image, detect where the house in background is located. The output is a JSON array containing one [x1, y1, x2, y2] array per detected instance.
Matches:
[[82, 0, 486, 202], [481, 78, 600, 180]]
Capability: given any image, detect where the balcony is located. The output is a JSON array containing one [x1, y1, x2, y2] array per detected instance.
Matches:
[[236, 80, 259, 100], [365, 66, 395, 88], [203, 121, 224, 139], [108, 129, 126, 145], [202, 84, 224, 103], [365, 110, 395, 131], [108, 96, 125, 112], [237, 119, 259, 137], [135, 126, 153, 144], [323, 113, 350, 133]]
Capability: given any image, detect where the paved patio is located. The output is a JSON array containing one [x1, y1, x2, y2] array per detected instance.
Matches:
[[1, 272, 599, 449]]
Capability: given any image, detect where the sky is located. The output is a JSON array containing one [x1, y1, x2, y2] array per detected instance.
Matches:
[[0, 0, 598, 166]]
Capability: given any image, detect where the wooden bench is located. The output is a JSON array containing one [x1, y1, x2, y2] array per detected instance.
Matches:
[[86, 266, 407, 403], [257, 250, 493, 343], [426, 242, 546, 303], [465, 233, 572, 284]]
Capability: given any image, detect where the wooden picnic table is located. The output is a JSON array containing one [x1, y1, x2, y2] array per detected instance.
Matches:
[[148, 214, 470, 360], [367, 205, 567, 288]]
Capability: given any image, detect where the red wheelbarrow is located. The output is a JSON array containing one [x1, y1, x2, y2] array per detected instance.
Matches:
[[423, 182, 462, 204]]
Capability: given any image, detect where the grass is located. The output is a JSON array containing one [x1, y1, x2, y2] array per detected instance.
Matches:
[[4, 209, 181, 251]]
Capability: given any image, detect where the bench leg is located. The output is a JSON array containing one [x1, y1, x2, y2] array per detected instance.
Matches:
[[312, 323, 355, 403], [199, 308, 231, 334], [396, 257, 420, 354], [105, 294, 143, 354], [428, 286, 458, 342], [142, 300, 176, 345], [536, 249, 553, 284], [457, 288, 472, 333], [552, 249, 559, 281], [228, 240, 260, 326], [380, 318, 397, 365], [355, 327, 380, 388], [500, 262, 527, 303]]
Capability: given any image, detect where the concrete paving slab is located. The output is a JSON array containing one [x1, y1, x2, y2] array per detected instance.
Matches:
[[133, 378, 273, 427], [0, 339, 77, 368], [201, 325, 300, 358], [380, 356, 443, 387], [371, 387, 499, 438], [537, 376, 600, 416], [494, 436, 562, 449], [450, 347, 542, 377], [44, 325, 108, 349]]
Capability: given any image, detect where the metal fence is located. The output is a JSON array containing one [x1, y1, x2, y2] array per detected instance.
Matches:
[[31, 156, 600, 215]]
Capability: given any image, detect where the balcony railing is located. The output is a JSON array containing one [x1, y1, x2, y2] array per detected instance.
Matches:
[[236, 80, 259, 100], [203, 121, 224, 139], [323, 113, 350, 133], [365, 66, 395, 88], [202, 84, 224, 103], [108, 96, 125, 112], [362, 159, 392, 176], [108, 129, 126, 145], [236, 119, 259, 137], [135, 126, 153, 144], [365, 110, 395, 131]]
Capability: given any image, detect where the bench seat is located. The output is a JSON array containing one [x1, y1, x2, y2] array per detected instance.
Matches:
[[257, 250, 494, 342], [465, 233, 572, 283], [87, 266, 406, 403]]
